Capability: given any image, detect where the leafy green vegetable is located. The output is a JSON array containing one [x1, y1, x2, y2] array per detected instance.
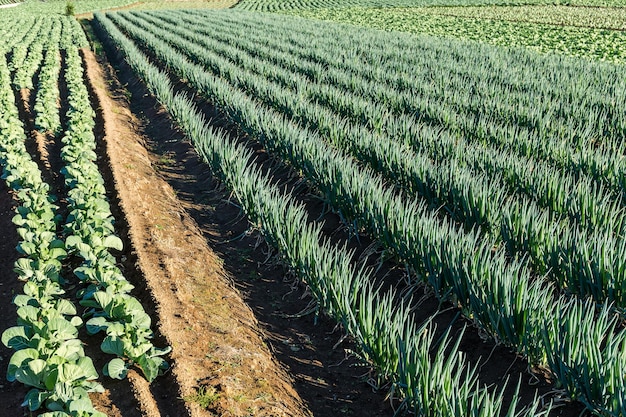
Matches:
[[290, 7, 626, 63]]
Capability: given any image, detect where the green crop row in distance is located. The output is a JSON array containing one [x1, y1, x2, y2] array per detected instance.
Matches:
[[414, 5, 626, 30], [289, 7, 626, 63], [0, 0, 136, 14], [234, 0, 626, 10]]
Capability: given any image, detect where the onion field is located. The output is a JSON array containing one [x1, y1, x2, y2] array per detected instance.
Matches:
[[92, 8, 626, 417]]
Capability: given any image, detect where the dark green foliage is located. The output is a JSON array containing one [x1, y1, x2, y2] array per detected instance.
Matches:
[[65, 1, 75, 16]]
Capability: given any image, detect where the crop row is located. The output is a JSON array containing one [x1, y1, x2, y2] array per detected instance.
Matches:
[[0, 46, 106, 417], [93, 12, 551, 416], [127, 9, 626, 312], [101, 10, 626, 416], [61, 44, 170, 382], [12, 18, 54, 89], [33, 25, 63, 135]]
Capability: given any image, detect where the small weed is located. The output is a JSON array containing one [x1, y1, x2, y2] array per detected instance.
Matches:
[[183, 385, 220, 410], [158, 153, 175, 166]]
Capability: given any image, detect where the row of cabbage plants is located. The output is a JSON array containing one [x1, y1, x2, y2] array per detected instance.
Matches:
[[100, 10, 626, 415], [0, 15, 169, 416], [93, 12, 552, 416], [122, 9, 626, 312], [60, 43, 170, 382], [33, 23, 63, 135], [0, 48, 106, 417]]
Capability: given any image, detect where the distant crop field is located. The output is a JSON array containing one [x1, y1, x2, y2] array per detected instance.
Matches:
[[233, 0, 626, 10], [414, 5, 626, 30], [0, 0, 235, 13], [290, 6, 626, 63], [0, 0, 137, 14]]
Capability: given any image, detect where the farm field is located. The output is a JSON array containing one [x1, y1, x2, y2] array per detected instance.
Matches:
[[290, 6, 626, 63], [409, 5, 626, 29], [1, 0, 626, 416], [97, 7, 626, 415], [232, 0, 626, 10], [1, 0, 136, 13]]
